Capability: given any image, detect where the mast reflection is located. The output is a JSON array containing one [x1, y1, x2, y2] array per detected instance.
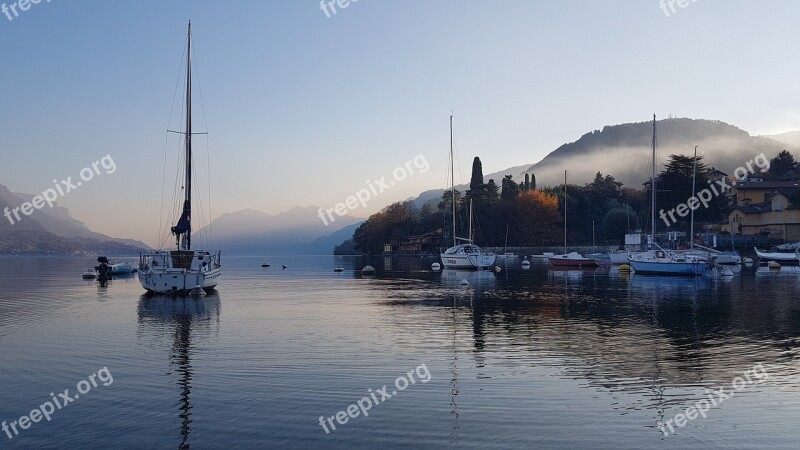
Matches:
[[137, 294, 221, 449]]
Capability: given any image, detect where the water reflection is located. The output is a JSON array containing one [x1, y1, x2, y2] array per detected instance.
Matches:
[[137, 294, 221, 449]]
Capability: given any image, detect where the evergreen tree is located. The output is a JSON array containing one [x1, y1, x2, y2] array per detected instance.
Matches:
[[469, 157, 484, 192], [530, 172, 536, 190], [524, 173, 530, 191], [484, 179, 500, 203], [501, 175, 521, 201], [769, 150, 797, 180]]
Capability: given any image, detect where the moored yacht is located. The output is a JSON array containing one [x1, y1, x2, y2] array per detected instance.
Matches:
[[439, 115, 495, 270], [138, 22, 222, 294], [548, 170, 598, 268]]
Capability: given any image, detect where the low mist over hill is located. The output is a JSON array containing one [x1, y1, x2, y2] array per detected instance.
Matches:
[[405, 118, 798, 213], [517, 118, 795, 188]]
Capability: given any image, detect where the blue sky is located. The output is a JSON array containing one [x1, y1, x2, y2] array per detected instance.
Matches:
[[2, 0, 800, 246]]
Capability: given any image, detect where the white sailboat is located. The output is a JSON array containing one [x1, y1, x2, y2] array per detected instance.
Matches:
[[440, 115, 496, 270], [548, 170, 599, 268], [138, 22, 222, 294], [629, 115, 706, 276]]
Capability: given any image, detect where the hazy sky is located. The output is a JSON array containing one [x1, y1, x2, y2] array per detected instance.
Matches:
[[3, 0, 800, 246]]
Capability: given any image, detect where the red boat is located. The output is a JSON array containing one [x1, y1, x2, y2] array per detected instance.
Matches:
[[548, 252, 600, 268]]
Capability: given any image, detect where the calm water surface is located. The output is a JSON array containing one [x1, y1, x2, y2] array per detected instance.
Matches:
[[1, 255, 799, 449]]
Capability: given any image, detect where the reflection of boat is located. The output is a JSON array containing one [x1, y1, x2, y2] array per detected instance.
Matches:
[[137, 293, 220, 449], [138, 23, 223, 294], [82, 269, 96, 279], [440, 116, 496, 270], [441, 268, 496, 291], [754, 248, 800, 264]]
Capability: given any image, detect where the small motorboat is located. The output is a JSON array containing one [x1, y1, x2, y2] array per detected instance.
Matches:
[[755, 248, 800, 265], [110, 261, 136, 275], [82, 269, 96, 279], [548, 252, 599, 268]]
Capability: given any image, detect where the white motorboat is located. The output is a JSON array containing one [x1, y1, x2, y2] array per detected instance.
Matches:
[[138, 23, 222, 294], [754, 248, 800, 264], [110, 261, 136, 275]]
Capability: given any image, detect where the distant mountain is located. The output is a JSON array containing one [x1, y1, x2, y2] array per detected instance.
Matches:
[[764, 130, 800, 148], [517, 118, 795, 188], [0, 184, 150, 255], [193, 206, 362, 255], [302, 221, 364, 255]]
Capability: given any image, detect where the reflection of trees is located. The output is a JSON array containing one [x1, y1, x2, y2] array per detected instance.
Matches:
[[387, 272, 800, 412], [137, 295, 220, 449]]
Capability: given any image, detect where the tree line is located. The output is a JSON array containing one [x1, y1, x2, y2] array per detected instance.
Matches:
[[343, 150, 799, 254]]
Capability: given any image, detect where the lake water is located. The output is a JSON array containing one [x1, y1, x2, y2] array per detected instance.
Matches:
[[1, 255, 799, 449]]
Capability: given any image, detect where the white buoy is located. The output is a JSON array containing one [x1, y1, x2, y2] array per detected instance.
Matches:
[[521, 260, 531, 269], [460, 278, 469, 286], [744, 257, 754, 264], [362, 265, 376, 275], [494, 266, 502, 273], [431, 262, 441, 271]]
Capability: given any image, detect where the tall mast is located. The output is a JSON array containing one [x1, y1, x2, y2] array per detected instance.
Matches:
[[690, 145, 698, 250], [469, 200, 473, 243], [564, 170, 567, 254], [184, 21, 192, 250], [651, 114, 657, 239], [450, 114, 456, 248]]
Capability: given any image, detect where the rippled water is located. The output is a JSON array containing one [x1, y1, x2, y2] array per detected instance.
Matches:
[[1, 255, 799, 449]]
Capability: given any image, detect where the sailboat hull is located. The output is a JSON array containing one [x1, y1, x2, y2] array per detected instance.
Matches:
[[629, 260, 705, 276], [138, 268, 221, 294], [548, 256, 599, 268], [138, 250, 222, 294], [440, 253, 496, 270]]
